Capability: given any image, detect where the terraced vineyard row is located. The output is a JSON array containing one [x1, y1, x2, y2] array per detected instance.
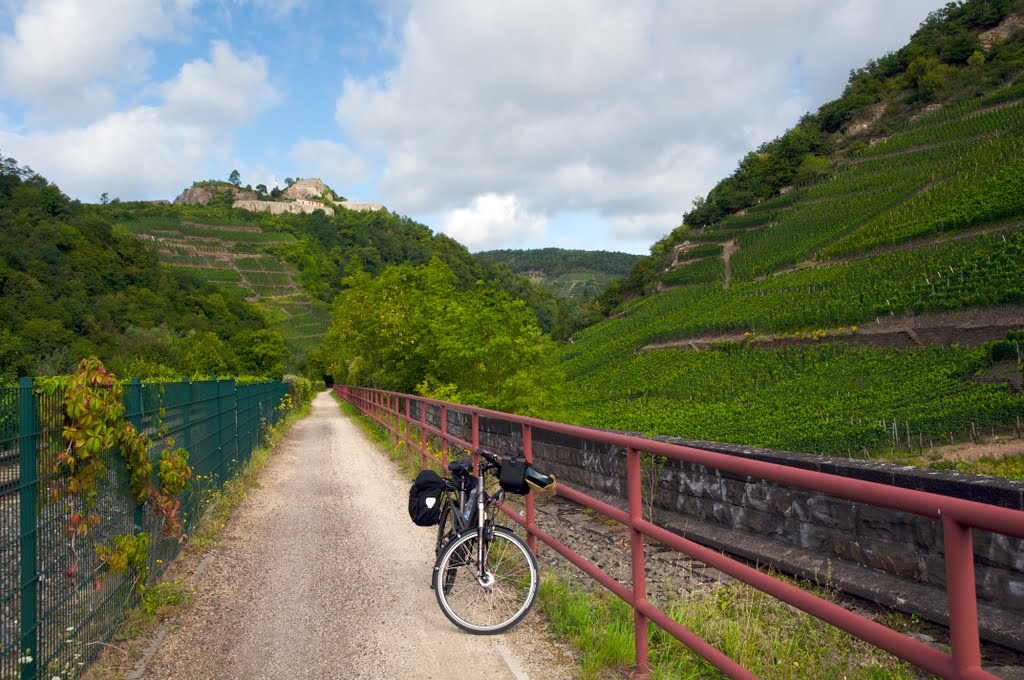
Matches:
[[638, 230, 1022, 342], [687, 96, 1024, 282], [555, 341, 1022, 455], [125, 214, 329, 371]]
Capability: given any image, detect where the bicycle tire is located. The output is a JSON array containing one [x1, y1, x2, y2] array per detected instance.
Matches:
[[432, 526, 538, 634]]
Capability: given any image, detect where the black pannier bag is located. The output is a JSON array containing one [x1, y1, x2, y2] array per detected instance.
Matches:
[[409, 469, 446, 526], [498, 454, 530, 495]]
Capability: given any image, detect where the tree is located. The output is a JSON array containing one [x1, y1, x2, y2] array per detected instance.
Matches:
[[228, 169, 241, 186], [321, 258, 557, 414], [100, 192, 109, 204], [232, 330, 288, 378], [255, 183, 268, 196]]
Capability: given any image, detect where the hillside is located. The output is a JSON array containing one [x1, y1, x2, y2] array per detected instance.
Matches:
[[0, 157, 274, 382], [475, 248, 639, 299], [550, 0, 1024, 457], [100, 189, 561, 374]]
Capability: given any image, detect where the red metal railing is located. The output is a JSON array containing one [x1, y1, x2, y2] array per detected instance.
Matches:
[[335, 385, 1024, 680]]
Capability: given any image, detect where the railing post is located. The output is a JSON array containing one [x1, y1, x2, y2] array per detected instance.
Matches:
[[385, 393, 393, 446], [626, 447, 650, 678], [420, 398, 427, 469], [18, 377, 38, 680], [405, 397, 413, 467], [942, 516, 982, 677], [440, 405, 449, 472], [524, 423, 537, 553], [471, 412, 480, 473]]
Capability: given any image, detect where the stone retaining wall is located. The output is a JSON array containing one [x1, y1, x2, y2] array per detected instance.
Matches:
[[410, 399, 1024, 649]]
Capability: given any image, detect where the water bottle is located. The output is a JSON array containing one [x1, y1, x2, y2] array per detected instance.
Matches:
[[462, 485, 479, 523], [524, 465, 554, 491]]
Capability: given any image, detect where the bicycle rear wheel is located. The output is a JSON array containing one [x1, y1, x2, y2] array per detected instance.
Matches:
[[433, 526, 538, 634]]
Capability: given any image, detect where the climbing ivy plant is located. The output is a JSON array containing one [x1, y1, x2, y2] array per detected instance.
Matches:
[[38, 357, 193, 591]]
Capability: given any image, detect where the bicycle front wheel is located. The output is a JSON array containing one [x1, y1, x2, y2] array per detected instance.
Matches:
[[433, 526, 538, 634]]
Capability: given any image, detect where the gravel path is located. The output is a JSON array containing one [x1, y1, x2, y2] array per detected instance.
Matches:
[[133, 392, 575, 680]]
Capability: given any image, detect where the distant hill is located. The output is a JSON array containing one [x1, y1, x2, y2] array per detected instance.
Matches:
[[103, 192, 560, 373], [475, 248, 640, 299], [550, 0, 1024, 457]]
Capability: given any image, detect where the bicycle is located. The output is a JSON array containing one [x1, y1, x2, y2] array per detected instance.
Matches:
[[430, 449, 555, 634]]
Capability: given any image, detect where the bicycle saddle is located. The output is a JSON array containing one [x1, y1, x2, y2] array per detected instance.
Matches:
[[448, 461, 471, 476]]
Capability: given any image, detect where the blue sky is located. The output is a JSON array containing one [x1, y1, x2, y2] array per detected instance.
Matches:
[[1, 0, 945, 254]]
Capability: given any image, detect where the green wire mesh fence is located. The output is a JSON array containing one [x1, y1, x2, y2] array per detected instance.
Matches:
[[0, 377, 290, 680]]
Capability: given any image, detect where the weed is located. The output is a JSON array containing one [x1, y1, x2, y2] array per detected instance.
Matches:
[[538, 572, 919, 680]]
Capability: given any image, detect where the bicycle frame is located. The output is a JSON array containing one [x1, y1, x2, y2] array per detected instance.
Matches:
[[438, 457, 503, 585]]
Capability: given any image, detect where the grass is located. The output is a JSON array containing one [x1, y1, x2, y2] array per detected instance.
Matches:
[[537, 572, 922, 680], [927, 454, 1024, 480]]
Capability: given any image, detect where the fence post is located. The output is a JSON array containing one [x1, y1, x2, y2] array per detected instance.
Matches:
[[18, 377, 38, 680], [627, 447, 650, 678], [127, 378, 144, 532], [216, 379, 236, 484], [181, 377, 191, 455]]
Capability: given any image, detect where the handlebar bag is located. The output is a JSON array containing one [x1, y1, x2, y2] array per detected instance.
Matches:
[[409, 469, 446, 526], [498, 455, 530, 495]]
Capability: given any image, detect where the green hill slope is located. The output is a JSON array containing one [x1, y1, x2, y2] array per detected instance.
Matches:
[[475, 248, 640, 299], [0, 158, 272, 381], [102, 196, 560, 373], [551, 0, 1024, 457]]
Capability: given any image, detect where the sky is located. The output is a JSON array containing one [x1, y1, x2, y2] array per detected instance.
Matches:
[[0, 0, 946, 254]]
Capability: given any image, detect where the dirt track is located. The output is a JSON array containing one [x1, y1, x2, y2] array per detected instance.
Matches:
[[127, 392, 575, 680]]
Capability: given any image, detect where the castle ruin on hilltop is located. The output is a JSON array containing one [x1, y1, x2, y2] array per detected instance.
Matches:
[[174, 178, 385, 216]]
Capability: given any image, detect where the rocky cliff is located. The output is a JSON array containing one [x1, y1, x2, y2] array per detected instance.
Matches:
[[283, 178, 335, 201], [174, 183, 257, 205]]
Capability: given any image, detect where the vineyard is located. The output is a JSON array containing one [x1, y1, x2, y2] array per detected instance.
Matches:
[[122, 214, 328, 371], [681, 96, 1024, 281], [555, 340, 1023, 455], [555, 88, 1024, 456]]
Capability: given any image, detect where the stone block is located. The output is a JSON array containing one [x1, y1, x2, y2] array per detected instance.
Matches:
[[804, 496, 856, 531], [854, 505, 920, 544], [974, 531, 1024, 571], [720, 477, 748, 505], [742, 482, 773, 513], [859, 540, 928, 579]]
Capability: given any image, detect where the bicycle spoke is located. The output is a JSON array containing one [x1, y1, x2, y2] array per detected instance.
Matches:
[[434, 527, 538, 634]]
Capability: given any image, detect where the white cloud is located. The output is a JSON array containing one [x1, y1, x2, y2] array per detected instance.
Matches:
[[439, 194, 548, 251], [336, 0, 941, 249], [288, 139, 372, 186], [0, 0, 178, 118], [161, 41, 277, 127], [0, 41, 277, 201]]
